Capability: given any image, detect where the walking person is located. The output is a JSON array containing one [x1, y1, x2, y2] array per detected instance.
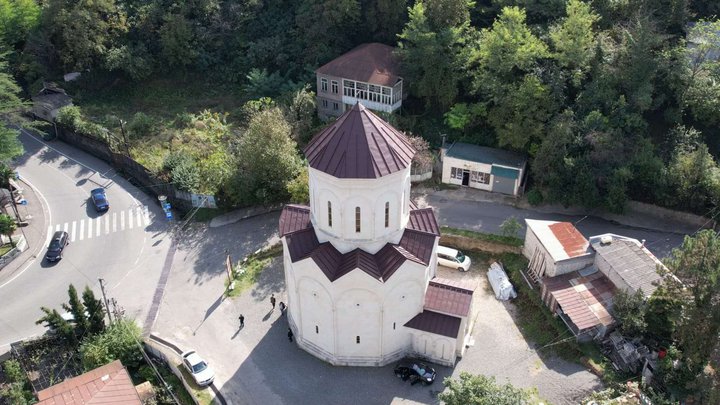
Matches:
[[270, 294, 276, 310], [238, 314, 244, 328], [287, 328, 294, 342], [279, 301, 286, 315]]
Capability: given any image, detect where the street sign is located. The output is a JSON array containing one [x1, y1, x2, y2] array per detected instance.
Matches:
[[165, 211, 173, 220], [162, 202, 171, 210]]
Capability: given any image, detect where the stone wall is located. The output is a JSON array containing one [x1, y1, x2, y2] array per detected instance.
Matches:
[[440, 234, 522, 255]]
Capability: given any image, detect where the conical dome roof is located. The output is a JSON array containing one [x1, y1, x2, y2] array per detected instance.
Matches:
[[304, 103, 416, 179]]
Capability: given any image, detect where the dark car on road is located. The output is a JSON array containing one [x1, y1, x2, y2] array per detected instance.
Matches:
[[45, 231, 68, 262], [394, 362, 436, 385], [90, 188, 109, 212]]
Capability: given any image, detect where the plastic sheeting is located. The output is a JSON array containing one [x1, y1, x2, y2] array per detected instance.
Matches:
[[487, 262, 517, 300]]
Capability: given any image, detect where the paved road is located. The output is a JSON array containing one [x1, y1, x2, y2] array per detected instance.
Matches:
[[423, 194, 688, 258], [0, 131, 172, 348]]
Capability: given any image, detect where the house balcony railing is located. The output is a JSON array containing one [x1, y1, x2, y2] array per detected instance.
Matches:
[[342, 96, 401, 113]]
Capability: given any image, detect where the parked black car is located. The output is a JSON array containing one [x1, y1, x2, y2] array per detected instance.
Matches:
[[394, 362, 436, 385], [45, 231, 69, 262], [90, 188, 109, 212]]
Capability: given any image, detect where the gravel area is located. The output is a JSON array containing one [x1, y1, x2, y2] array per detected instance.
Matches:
[[440, 262, 603, 405]]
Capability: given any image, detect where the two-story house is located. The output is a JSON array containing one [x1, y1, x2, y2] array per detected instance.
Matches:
[[315, 43, 403, 119]]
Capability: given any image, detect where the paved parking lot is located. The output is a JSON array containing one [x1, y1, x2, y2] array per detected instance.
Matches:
[[154, 213, 601, 405]]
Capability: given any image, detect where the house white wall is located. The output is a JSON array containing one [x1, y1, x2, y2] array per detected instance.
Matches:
[[522, 226, 594, 277], [408, 331, 458, 367], [441, 155, 524, 196], [309, 167, 411, 254]]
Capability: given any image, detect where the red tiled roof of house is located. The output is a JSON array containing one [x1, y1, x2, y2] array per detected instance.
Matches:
[[404, 310, 461, 338], [424, 278, 475, 317], [304, 103, 416, 179], [548, 222, 589, 258], [316, 43, 401, 87], [36, 360, 141, 405], [279, 205, 312, 237], [407, 208, 440, 236]]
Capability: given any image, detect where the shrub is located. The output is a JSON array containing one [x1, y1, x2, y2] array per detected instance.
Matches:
[[164, 151, 200, 192], [80, 318, 143, 371], [56, 105, 82, 131], [127, 112, 157, 138], [526, 188, 543, 206]]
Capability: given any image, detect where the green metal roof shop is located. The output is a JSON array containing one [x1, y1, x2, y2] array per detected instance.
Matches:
[[441, 142, 527, 196]]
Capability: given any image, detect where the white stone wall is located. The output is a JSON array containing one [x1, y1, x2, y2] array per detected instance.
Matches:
[[441, 156, 493, 191], [409, 331, 458, 367], [309, 167, 411, 254]]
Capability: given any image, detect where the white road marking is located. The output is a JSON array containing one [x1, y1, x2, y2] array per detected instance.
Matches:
[[96, 216, 101, 236], [104, 215, 110, 234], [47, 226, 53, 240], [71, 221, 77, 242], [79, 219, 85, 240], [137, 209, 143, 229], [55, 224, 60, 232], [120, 210, 125, 230], [143, 206, 150, 226], [112, 212, 117, 233], [87, 218, 93, 239], [128, 209, 134, 229], [63, 222, 68, 233]]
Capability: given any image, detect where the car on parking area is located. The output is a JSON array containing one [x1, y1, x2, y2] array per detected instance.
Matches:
[[45, 231, 69, 262], [90, 188, 109, 212], [181, 350, 215, 387], [394, 362, 436, 385], [437, 245, 472, 272]]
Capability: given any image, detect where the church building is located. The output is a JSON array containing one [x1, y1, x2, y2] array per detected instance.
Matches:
[[279, 103, 476, 367]]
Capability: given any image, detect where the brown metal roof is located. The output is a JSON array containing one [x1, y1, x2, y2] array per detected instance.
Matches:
[[304, 103, 416, 179], [407, 208, 440, 236], [37, 360, 142, 405], [424, 279, 475, 317], [544, 270, 615, 332], [316, 43, 401, 86], [404, 310, 462, 338], [285, 228, 320, 262], [548, 222, 589, 258], [398, 229, 436, 265], [279, 205, 312, 237]]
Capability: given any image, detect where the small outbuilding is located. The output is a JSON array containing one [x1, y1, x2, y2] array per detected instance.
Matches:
[[440, 142, 527, 196], [31, 83, 73, 122], [523, 219, 595, 282]]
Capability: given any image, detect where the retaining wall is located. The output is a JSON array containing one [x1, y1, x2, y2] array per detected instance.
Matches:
[[440, 234, 522, 255]]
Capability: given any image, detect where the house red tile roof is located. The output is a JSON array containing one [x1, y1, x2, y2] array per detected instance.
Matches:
[[424, 278, 475, 317], [36, 360, 141, 405], [279, 204, 312, 237], [407, 208, 440, 236], [304, 103, 416, 179], [280, 207, 439, 282], [548, 222, 589, 258], [404, 310, 461, 338], [543, 270, 615, 332], [316, 43, 401, 87]]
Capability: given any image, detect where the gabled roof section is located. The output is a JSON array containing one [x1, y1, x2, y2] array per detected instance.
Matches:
[[545, 269, 615, 332], [316, 43, 401, 87], [285, 228, 320, 262], [279, 205, 312, 237], [591, 237, 665, 296], [424, 278, 475, 317], [37, 360, 142, 405], [404, 310, 462, 339], [526, 219, 590, 262], [407, 208, 440, 236], [399, 229, 436, 265], [304, 103, 416, 179]]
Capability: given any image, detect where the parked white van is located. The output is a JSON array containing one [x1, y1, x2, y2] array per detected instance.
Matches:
[[437, 245, 472, 271]]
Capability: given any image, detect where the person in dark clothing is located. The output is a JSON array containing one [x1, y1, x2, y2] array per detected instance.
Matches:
[[270, 294, 276, 310], [279, 301, 286, 314], [238, 314, 244, 328], [287, 328, 294, 342]]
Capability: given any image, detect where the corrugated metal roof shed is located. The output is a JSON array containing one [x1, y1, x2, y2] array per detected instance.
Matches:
[[315, 43, 401, 86], [404, 310, 461, 338], [444, 142, 526, 169], [304, 103, 415, 179], [544, 270, 615, 332], [526, 219, 590, 262], [591, 238, 664, 296]]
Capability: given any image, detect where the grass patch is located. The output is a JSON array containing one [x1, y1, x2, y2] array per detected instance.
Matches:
[[441, 226, 523, 247], [0, 243, 14, 256], [498, 252, 585, 362], [190, 207, 230, 223], [176, 364, 214, 405], [225, 243, 283, 297]]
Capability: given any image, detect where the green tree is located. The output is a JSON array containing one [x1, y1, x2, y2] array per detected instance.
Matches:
[[439, 372, 533, 405], [613, 288, 647, 337], [0, 0, 40, 49], [0, 213, 16, 247], [397, 1, 469, 110], [0, 51, 25, 162], [62, 284, 89, 339], [667, 143, 720, 213], [295, 0, 360, 65], [159, 13, 198, 69], [499, 216, 522, 238], [549, 0, 599, 85], [230, 107, 302, 205], [680, 20, 720, 125], [287, 168, 309, 204], [82, 286, 106, 335], [36, 307, 77, 346], [0, 359, 32, 405], [80, 318, 143, 370], [282, 85, 317, 144], [362, 0, 408, 43]]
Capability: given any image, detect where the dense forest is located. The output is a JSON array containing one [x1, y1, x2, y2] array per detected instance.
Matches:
[[1, 0, 720, 213]]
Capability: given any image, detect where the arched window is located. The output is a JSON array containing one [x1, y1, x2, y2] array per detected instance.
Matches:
[[384, 202, 390, 228], [355, 207, 361, 232], [327, 201, 332, 227]]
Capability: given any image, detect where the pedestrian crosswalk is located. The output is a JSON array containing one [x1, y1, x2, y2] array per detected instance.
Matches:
[[47, 206, 152, 243]]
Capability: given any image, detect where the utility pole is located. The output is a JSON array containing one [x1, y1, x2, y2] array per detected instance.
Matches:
[[118, 119, 131, 158], [98, 278, 114, 325]]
